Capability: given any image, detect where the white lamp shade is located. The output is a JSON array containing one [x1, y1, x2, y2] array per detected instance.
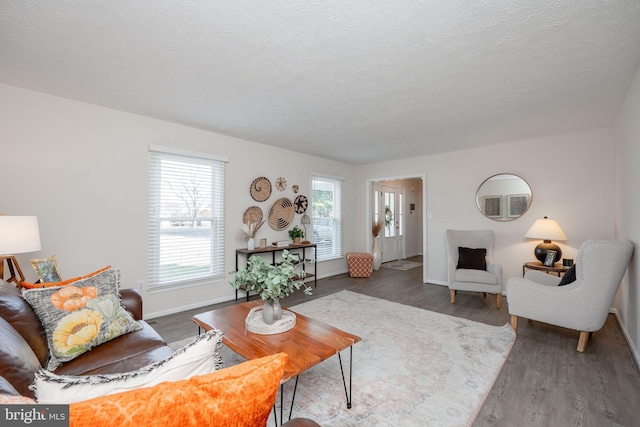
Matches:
[[524, 217, 568, 241], [0, 216, 42, 254]]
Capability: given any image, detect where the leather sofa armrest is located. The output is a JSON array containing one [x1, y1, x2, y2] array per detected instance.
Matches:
[[0, 375, 20, 397], [120, 288, 143, 320]]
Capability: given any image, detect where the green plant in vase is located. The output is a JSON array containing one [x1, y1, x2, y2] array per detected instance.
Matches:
[[230, 250, 312, 324], [289, 225, 304, 245], [288, 226, 304, 245]]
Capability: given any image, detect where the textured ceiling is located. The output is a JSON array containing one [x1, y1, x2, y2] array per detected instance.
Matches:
[[2, 1, 640, 165]]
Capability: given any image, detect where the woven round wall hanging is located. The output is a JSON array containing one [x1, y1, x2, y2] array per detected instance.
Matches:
[[243, 206, 263, 225], [294, 195, 308, 214], [250, 177, 272, 202], [268, 198, 295, 230], [275, 177, 287, 191]]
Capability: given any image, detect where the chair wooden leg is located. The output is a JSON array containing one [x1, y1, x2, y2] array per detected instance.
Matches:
[[449, 289, 455, 304], [510, 315, 517, 331], [577, 331, 589, 352], [496, 293, 502, 309]]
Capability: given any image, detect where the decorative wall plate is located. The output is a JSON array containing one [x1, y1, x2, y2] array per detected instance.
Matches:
[[275, 177, 287, 191], [250, 177, 272, 202], [268, 198, 295, 230], [243, 206, 263, 224], [294, 195, 308, 214], [292, 184, 299, 193]]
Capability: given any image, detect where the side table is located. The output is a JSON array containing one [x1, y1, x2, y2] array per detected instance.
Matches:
[[522, 261, 568, 277], [235, 243, 317, 301]]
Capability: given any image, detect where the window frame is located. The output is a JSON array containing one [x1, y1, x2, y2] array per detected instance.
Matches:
[[148, 145, 227, 291]]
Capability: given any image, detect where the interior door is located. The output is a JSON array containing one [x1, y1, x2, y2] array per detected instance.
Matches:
[[373, 184, 405, 263]]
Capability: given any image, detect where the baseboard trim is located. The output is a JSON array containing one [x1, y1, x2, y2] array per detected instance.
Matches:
[[610, 308, 640, 370], [146, 294, 236, 319]]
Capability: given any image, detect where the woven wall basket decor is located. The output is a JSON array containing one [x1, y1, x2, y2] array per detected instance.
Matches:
[[294, 195, 308, 214], [250, 177, 272, 202], [268, 198, 295, 230], [243, 206, 263, 225]]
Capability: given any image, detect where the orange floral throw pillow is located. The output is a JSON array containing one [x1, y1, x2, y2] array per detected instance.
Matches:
[[21, 268, 141, 370], [69, 353, 287, 427], [20, 266, 111, 289]]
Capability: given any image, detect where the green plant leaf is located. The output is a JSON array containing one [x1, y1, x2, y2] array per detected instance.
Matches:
[[229, 249, 312, 301]]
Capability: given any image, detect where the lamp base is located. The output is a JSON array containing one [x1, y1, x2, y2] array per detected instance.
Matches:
[[534, 241, 562, 264], [0, 255, 26, 286]]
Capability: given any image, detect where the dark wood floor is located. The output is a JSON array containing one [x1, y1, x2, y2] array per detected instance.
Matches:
[[152, 257, 640, 427]]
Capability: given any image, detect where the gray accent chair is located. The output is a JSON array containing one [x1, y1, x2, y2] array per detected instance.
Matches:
[[445, 229, 503, 309], [507, 239, 634, 352]]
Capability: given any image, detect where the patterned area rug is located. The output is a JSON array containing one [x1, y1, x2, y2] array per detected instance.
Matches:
[[381, 259, 423, 270], [172, 291, 515, 427]]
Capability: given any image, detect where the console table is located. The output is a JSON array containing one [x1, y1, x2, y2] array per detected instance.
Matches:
[[235, 243, 317, 301]]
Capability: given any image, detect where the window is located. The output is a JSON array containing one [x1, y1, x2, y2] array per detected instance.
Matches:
[[148, 145, 227, 290], [384, 191, 395, 237], [311, 175, 343, 261]]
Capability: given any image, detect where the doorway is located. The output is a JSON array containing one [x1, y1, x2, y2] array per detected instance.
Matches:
[[370, 176, 424, 267], [373, 183, 405, 262]]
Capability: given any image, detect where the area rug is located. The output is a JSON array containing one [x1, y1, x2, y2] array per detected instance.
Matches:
[[381, 259, 423, 271], [171, 291, 514, 427]]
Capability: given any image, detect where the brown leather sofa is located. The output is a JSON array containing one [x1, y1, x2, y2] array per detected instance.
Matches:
[[0, 280, 173, 399], [0, 280, 318, 426]]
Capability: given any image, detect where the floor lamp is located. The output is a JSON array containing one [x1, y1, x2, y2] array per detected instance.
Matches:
[[0, 216, 42, 286]]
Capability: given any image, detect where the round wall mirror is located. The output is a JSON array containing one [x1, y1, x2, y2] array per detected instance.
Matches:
[[476, 174, 532, 221]]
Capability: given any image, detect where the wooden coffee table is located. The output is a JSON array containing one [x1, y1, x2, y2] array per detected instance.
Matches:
[[192, 300, 361, 423]]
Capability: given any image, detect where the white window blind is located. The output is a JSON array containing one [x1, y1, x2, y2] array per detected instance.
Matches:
[[311, 175, 343, 261], [148, 147, 226, 289]]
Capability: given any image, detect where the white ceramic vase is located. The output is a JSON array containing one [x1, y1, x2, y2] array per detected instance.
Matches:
[[372, 236, 382, 270], [248, 238, 255, 250]]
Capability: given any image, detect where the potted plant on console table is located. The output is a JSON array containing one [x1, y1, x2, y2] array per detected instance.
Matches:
[[230, 250, 312, 328], [288, 226, 304, 245]]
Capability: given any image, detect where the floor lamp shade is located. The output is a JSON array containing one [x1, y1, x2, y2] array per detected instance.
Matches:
[[524, 216, 567, 263], [0, 216, 42, 285]]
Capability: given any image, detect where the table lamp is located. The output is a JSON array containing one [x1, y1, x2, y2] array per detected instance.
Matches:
[[0, 216, 42, 285], [524, 216, 567, 264]]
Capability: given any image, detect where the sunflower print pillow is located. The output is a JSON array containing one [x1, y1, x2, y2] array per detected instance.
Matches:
[[22, 267, 142, 370]]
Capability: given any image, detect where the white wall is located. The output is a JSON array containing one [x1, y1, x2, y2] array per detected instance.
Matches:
[[614, 63, 640, 361], [356, 128, 617, 286], [0, 83, 356, 317]]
